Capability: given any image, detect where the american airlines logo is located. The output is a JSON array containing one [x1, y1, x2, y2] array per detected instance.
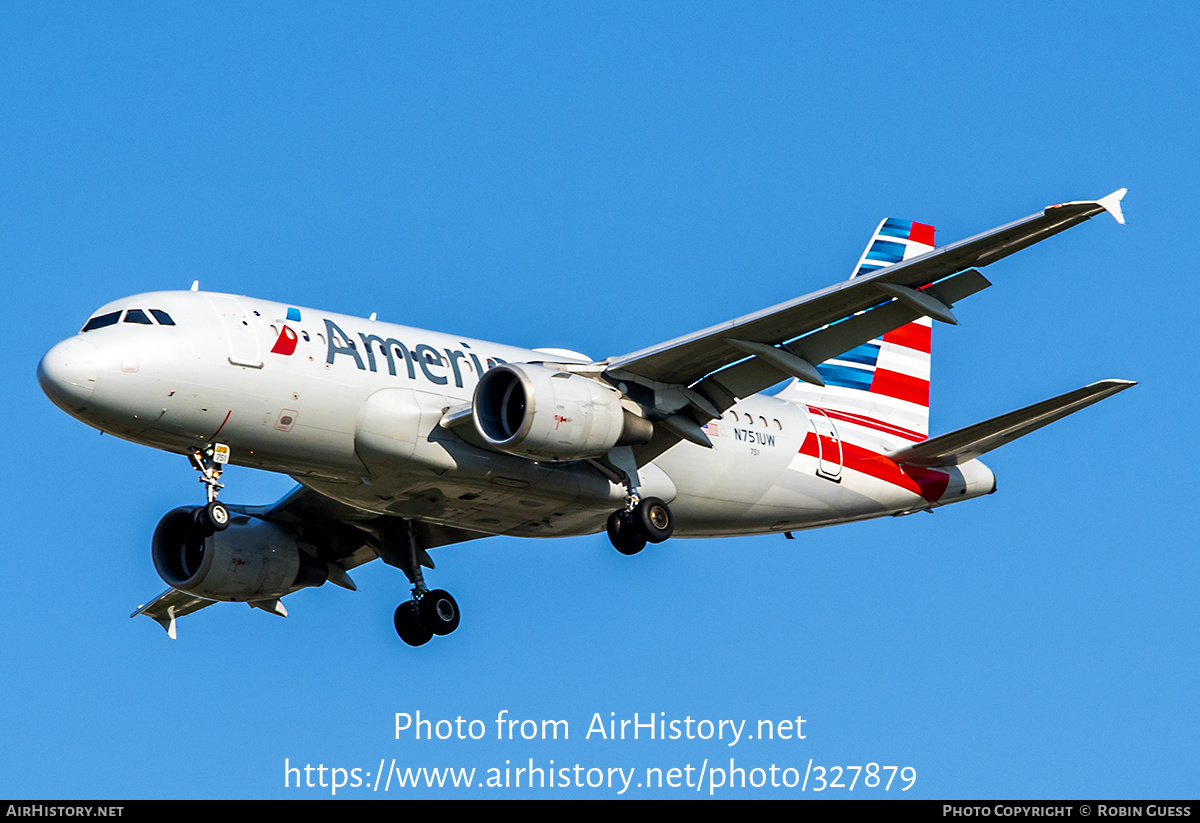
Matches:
[[322, 319, 507, 390], [271, 325, 299, 355], [270, 307, 303, 356]]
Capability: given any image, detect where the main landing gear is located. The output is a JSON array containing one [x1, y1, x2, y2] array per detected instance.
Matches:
[[393, 590, 460, 647], [384, 520, 461, 647], [606, 496, 674, 555], [189, 444, 231, 535], [603, 446, 675, 555]]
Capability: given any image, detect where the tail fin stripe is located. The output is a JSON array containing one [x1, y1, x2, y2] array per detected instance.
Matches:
[[878, 347, 932, 381], [879, 219, 914, 238], [882, 321, 931, 354], [870, 368, 929, 406], [865, 240, 907, 263], [783, 215, 937, 441], [816, 363, 875, 391], [907, 222, 936, 245], [835, 342, 882, 366]]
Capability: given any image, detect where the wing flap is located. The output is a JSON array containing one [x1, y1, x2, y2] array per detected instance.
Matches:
[[693, 268, 991, 413], [888, 379, 1136, 468]]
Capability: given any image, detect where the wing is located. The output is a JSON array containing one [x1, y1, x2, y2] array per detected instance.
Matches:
[[133, 484, 490, 637], [599, 190, 1127, 430]]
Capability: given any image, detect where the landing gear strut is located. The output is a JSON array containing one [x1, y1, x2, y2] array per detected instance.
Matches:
[[384, 520, 461, 647], [189, 444, 231, 534]]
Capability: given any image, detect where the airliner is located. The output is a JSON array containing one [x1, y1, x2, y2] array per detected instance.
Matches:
[[37, 190, 1134, 645]]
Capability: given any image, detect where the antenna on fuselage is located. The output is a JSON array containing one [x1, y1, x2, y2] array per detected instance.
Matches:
[[190, 280, 199, 291], [369, 312, 377, 321]]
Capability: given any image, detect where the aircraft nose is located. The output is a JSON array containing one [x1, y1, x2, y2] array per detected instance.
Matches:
[[38, 337, 98, 412]]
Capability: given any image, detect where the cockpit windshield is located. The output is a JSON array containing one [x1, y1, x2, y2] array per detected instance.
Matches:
[[81, 308, 176, 333], [80, 311, 120, 332]]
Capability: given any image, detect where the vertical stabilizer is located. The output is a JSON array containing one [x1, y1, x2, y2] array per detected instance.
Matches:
[[779, 218, 936, 447]]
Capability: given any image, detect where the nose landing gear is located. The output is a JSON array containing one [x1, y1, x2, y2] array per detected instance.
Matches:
[[194, 500, 230, 533]]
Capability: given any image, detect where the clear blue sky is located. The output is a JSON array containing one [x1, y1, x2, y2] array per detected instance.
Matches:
[[2, 2, 1195, 799]]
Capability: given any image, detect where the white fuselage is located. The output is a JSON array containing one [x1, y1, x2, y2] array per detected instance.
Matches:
[[38, 290, 995, 540]]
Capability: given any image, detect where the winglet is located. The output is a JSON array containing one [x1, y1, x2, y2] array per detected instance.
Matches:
[[1050, 188, 1127, 225], [1096, 188, 1128, 225]]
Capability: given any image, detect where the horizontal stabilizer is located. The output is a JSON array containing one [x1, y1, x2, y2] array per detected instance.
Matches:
[[888, 379, 1135, 467]]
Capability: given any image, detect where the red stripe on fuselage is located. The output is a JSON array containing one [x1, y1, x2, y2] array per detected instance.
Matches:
[[808, 406, 927, 442], [799, 432, 948, 503]]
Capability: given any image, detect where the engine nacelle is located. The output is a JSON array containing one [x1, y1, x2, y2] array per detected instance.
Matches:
[[472, 364, 652, 461], [151, 508, 327, 602]]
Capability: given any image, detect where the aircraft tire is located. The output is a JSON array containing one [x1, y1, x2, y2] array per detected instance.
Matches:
[[419, 589, 460, 636], [634, 497, 674, 543], [203, 501, 230, 532], [190, 506, 211, 535], [607, 510, 647, 556], [191, 501, 230, 534], [394, 601, 433, 646]]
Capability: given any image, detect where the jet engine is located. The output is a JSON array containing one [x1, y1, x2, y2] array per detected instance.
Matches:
[[151, 507, 328, 602], [472, 364, 652, 461]]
